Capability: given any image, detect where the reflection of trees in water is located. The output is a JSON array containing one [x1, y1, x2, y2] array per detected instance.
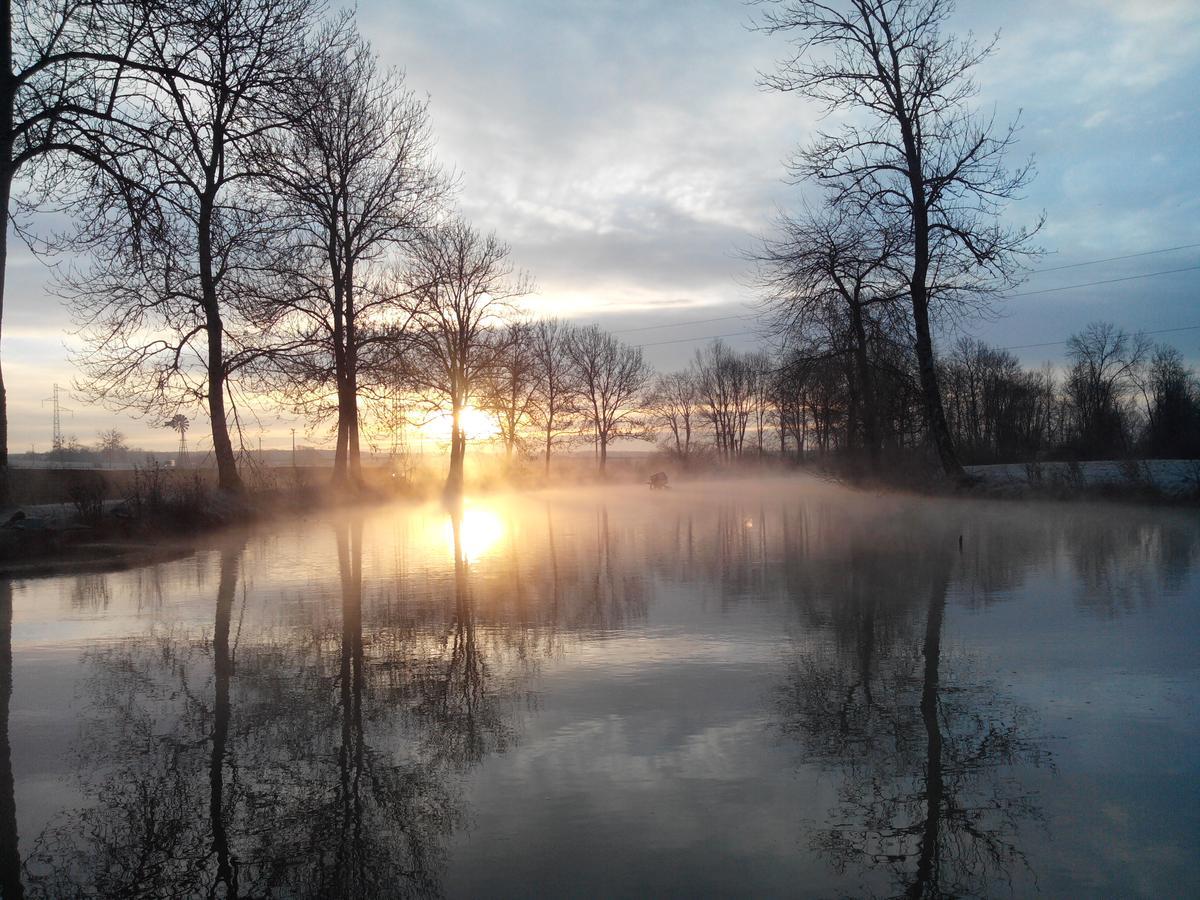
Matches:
[[25, 520, 510, 898], [8, 490, 1197, 897], [777, 533, 1053, 899], [1059, 509, 1200, 616], [642, 494, 1199, 622], [68, 575, 111, 611], [576, 506, 647, 632]]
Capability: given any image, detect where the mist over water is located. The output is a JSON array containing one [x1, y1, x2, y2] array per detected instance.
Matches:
[[3, 479, 1198, 898]]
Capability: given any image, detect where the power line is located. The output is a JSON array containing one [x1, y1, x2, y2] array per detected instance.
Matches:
[[637, 330, 761, 348], [1001, 323, 1200, 352], [1033, 242, 1200, 274], [1008, 264, 1200, 298], [615, 313, 752, 334], [631, 263, 1198, 347], [638, 321, 1200, 354], [612, 245, 1200, 338]]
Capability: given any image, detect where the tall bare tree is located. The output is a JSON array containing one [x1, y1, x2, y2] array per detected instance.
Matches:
[[67, 0, 326, 493], [566, 324, 651, 473], [399, 220, 528, 495], [260, 31, 445, 488], [0, 1, 155, 500], [758, 0, 1040, 477], [527, 317, 579, 476]]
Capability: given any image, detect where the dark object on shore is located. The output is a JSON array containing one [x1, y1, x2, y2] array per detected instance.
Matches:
[[3, 510, 26, 527], [649, 472, 669, 490]]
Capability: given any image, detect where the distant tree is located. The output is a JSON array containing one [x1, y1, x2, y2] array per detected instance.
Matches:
[[756, 207, 904, 465], [746, 351, 776, 456], [399, 221, 529, 495], [1063, 322, 1149, 457], [694, 340, 754, 460], [566, 325, 651, 473], [527, 318, 580, 475], [1142, 345, 1200, 458], [482, 321, 540, 463], [646, 369, 700, 461], [758, 0, 1041, 476], [96, 429, 127, 460], [940, 338, 1058, 464]]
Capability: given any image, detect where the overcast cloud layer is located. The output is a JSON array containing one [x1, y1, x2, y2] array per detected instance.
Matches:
[[6, 0, 1199, 449]]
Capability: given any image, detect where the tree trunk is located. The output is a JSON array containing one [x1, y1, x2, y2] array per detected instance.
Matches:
[[331, 268, 349, 485], [899, 107, 964, 479], [198, 197, 242, 493], [849, 301, 880, 468], [344, 262, 362, 486], [598, 430, 608, 473], [0, 176, 10, 508], [0, 0, 14, 504], [0, 582, 23, 900], [445, 401, 465, 496], [912, 296, 962, 477]]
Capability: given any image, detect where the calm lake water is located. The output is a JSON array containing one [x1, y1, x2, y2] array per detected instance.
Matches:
[[2, 478, 1198, 898]]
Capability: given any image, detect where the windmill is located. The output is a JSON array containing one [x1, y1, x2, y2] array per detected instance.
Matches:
[[165, 414, 190, 464]]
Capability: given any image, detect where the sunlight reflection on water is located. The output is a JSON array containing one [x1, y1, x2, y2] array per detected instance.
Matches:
[[2, 478, 1198, 898]]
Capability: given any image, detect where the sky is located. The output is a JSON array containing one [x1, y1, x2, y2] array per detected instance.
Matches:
[[6, 0, 1199, 451]]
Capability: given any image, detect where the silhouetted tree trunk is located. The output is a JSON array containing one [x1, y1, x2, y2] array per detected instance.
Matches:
[[0, 580, 22, 899]]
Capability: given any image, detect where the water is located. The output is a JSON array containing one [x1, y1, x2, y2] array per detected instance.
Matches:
[[2, 478, 1198, 898]]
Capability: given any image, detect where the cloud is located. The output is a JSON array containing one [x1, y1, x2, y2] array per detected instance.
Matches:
[[3, 0, 1199, 448]]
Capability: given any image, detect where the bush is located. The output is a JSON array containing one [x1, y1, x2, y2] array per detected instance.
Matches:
[[66, 470, 107, 523]]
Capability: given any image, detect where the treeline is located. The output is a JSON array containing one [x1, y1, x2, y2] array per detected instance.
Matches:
[[648, 324, 1196, 467]]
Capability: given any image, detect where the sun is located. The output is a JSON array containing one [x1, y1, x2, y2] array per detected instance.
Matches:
[[423, 405, 500, 443]]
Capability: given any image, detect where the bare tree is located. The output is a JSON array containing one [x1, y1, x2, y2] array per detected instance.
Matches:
[[527, 318, 580, 476], [66, 0, 327, 493], [694, 340, 754, 460], [566, 324, 651, 473], [757, 0, 1040, 477], [259, 30, 445, 488], [646, 369, 700, 461], [1064, 322, 1149, 457], [399, 220, 528, 495], [0, 1, 155, 499], [482, 321, 539, 463], [756, 206, 904, 465], [746, 351, 776, 456], [1143, 345, 1200, 459]]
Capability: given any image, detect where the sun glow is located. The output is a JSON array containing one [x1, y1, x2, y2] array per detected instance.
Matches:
[[422, 405, 500, 443], [444, 506, 506, 563]]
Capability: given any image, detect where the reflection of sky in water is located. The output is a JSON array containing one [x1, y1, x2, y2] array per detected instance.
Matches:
[[4, 480, 1199, 898]]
